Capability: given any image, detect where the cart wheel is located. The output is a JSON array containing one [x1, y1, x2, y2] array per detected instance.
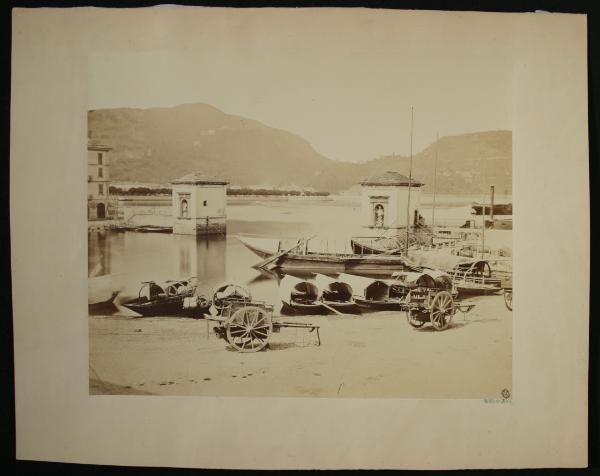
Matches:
[[226, 306, 272, 353], [504, 289, 513, 311], [406, 310, 426, 328], [430, 291, 455, 330]]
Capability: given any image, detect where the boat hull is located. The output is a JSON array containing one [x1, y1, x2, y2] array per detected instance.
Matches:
[[89, 274, 121, 305], [321, 300, 359, 313], [281, 301, 326, 315], [121, 297, 209, 317], [350, 240, 402, 255], [354, 298, 403, 311], [239, 235, 417, 275], [455, 285, 502, 296], [275, 254, 416, 275]]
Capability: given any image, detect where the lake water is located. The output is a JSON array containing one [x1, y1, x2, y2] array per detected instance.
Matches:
[[89, 197, 510, 313]]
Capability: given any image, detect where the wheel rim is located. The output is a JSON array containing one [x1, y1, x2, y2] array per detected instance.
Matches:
[[430, 291, 454, 330], [504, 291, 513, 311], [226, 306, 272, 353], [406, 310, 426, 328]]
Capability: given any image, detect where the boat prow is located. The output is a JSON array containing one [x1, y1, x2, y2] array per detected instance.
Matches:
[[236, 235, 283, 259]]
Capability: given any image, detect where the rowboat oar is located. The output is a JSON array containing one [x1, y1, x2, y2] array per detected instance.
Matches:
[[251, 235, 316, 270], [319, 301, 354, 317]]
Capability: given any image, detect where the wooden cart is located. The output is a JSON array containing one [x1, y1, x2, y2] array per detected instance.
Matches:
[[503, 287, 513, 311], [402, 288, 475, 331], [389, 271, 474, 331], [206, 298, 321, 353]]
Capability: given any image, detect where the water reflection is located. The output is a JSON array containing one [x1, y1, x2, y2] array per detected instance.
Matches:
[[88, 231, 111, 277], [171, 234, 227, 293]]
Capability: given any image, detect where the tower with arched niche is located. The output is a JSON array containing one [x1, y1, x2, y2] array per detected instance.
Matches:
[[359, 171, 424, 230], [171, 172, 229, 235], [87, 140, 112, 220]]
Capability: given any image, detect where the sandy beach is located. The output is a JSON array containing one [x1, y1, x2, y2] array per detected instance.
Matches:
[[89, 293, 511, 399]]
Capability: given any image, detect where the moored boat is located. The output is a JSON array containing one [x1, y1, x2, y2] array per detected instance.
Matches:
[[135, 225, 173, 233], [388, 269, 456, 301], [350, 230, 433, 255], [119, 277, 210, 317], [471, 202, 512, 216], [237, 235, 422, 276], [278, 275, 323, 314], [314, 273, 358, 312], [449, 260, 503, 296], [211, 282, 253, 313], [89, 273, 122, 306], [338, 273, 402, 310]]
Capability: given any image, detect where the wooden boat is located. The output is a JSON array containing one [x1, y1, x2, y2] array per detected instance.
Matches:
[[314, 273, 358, 312], [338, 273, 402, 310], [471, 203, 512, 216], [350, 236, 404, 255], [449, 260, 503, 296], [88, 273, 124, 306], [390, 269, 452, 290], [135, 225, 173, 233], [489, 218, 512, 230], [279, 275, 323, 314], [237, 235, 422, 276], [211, 283, 253, 313], [389, 270, 456, 300], [350, 229, 435, 255], [120, 277, 210, 317]]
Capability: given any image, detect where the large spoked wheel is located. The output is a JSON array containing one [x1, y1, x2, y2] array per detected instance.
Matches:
[[430, 291, 455, 331], [504, 288, 513, 311], [226, 306, 272, 353], [406, 310, 426, 328]]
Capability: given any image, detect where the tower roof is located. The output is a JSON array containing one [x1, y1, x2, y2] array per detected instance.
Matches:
[[171, 172, 229, 186], [360, 171, 424, 187], [87, 140, 112, 151]]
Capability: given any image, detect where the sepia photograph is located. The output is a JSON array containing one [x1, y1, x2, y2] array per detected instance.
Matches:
[[87, 9, 513, 399], [11, 5, 590, 469]]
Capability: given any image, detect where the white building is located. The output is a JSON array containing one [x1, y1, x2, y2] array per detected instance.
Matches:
[[87, 141, 112, 219], [171, 172, 229, 235], [360, 171, 424, 230]]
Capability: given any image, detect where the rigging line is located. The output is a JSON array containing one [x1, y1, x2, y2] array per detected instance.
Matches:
[[405, 107, 414, 256]]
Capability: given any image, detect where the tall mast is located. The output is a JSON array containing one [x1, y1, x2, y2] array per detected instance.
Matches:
[[481, 157, 486, 258], [431, 131, 439, 235], [405, 107, 414, 256]]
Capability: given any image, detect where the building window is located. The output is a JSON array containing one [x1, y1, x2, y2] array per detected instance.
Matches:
[[98, 184, 104, 195], [203, 200, 207, 206], [97, 153, 103, 165], [98, 167, 103, 178]]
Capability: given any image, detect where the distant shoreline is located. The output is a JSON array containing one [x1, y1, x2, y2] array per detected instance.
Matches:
[[106, 192, 512, 208]]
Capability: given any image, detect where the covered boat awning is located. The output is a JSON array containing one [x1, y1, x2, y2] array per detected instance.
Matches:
[[338, 273, 390, 300], [314, 273, 354, 301], [279, 275, 319, 305]]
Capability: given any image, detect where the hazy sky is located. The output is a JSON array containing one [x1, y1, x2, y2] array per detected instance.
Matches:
[[88, 8, 514, 162]]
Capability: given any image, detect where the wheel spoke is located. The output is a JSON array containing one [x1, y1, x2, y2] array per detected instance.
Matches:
[[251, 333, 265, 343], [249, 311, 258, 327]]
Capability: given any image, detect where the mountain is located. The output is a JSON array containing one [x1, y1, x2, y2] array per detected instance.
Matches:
[[361, 131, 512, 195], [88, 103, 511, 195]]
